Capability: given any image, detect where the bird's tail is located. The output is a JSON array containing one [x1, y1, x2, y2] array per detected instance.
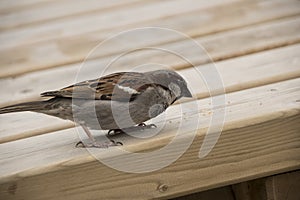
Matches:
[[0, 101, 47, 114]]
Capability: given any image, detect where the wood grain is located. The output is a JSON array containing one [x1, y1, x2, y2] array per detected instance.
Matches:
[[0, 0, 239, 50], [1, 30, 299, 106], [0, 0, 54, 12], [0, 0, 299, 77], [0, 0, 142, 30], [0, 77, 299, 199], [0, 0, 299, 198], [0, 44, 299, 144]]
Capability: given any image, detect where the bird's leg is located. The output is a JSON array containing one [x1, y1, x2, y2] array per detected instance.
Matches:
[[107, 123, 157, 135], [75, 124, 122, 148]]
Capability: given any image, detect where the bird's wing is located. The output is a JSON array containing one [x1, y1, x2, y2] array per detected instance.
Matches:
[[41, 72, 153, 101]]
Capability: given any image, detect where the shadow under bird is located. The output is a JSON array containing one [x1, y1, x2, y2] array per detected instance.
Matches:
[[0, 69, 192, 148]]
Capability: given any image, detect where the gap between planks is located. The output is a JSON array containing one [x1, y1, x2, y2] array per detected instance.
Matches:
[[0, 43, 299, 106], [0, 17, 299, 81], [0, 0, 241, 50], [0, 43, 299, 144], [0, 0, 299, 77], [0, 13, 300, 77], [0, 0, 151, 31]]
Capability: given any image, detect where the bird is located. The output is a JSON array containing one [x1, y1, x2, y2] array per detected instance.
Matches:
[[0, 69, 192, 148]]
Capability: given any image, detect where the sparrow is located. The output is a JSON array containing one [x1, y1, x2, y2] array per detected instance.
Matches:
[[0, 69, 192, 148]]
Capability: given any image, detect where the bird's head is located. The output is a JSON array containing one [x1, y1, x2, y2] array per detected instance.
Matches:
[[146, 69, 193, 99]]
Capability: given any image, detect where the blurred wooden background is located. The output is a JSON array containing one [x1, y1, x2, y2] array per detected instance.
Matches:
[[0, 0, 299, 199]]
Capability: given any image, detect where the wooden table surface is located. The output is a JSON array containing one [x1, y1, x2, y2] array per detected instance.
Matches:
[[0, 0, 299, 199]]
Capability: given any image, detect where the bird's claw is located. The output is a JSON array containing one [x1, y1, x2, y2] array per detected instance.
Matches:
[[137, 123, 157, 130], [108, 129, 124, 136], [138, 123, 157, 128], [75, 140, 123, 148], [108, 123, 157, 135], [148, 124, 157, 129]]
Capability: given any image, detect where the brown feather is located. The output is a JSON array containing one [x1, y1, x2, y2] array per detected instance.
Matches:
[[41, 72, 154, 101]]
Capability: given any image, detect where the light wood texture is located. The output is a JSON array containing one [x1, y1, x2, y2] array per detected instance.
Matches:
[[0, 0, 54, 12], [0, 0, 299, 199], [1, 44, 299, 144], [0, 0, 142, 30], [1, 28, 300, 106], [0, 0, 239, 49], [0, 77, 299, 199], [0, 0, 299, 77]]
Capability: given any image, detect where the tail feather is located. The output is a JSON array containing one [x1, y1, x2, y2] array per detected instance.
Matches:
[[0, 101, 46, 114]]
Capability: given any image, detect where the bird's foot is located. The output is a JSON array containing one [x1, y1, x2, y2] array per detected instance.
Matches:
[[107, 129, 125, 136], [137, 123, 157, 129], [75, 140, 123, 148], [107, 123, 157, 136]]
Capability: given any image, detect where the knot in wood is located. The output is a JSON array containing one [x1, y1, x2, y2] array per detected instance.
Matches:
[[158, 184, 168, 193]]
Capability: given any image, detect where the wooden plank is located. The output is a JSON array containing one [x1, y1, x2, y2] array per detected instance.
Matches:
[[0, 0, 54, 12], [1, 0, 299, 77], [0, 112, 74, 144], [0, 77, 299, 199], [0, 13, 298, 95], [0, 42, 299, 108], [0, 44, 299, 144], [0, 0, 143, 30], [108, 15, 300, 71], [0, 0, 239, 50]]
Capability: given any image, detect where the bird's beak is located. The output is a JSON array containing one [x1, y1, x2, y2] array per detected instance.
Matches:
[[183, 88, 193, 98]]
